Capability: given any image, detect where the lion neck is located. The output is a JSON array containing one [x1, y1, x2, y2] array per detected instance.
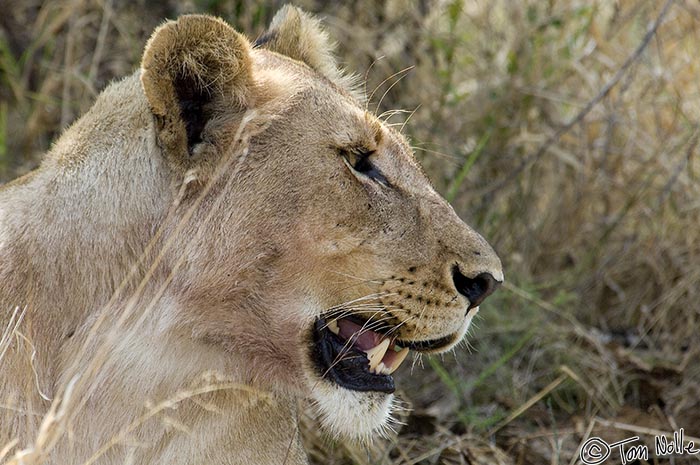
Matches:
[[1, 71, 315, 463]]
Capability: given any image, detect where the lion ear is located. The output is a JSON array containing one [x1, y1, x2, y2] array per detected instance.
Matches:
[[141, 15, 253, 168], [255, 5, 360, 99]]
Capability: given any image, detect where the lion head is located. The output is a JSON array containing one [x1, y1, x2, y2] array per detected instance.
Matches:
[[139, 6, 503, 439]]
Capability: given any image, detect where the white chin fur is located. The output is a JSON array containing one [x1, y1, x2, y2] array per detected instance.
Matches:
[[310, 380, 395, 440]]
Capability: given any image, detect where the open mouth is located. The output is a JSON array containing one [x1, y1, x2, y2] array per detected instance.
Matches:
[[311, 315, 459, 394]]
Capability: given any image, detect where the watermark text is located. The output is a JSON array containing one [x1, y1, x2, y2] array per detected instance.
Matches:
[[579, 428, 699, 465]]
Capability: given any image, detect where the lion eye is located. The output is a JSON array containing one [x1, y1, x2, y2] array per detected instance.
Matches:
[[343, 149, 389, 186]]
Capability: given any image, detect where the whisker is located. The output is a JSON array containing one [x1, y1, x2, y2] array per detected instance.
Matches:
[[411, 145, 461, 162], [322, 304, 409, 324], [362, 55, 386, 111], [326, 311, 401, 331], [321, 305, 395, 323], [366, 65, 414, 111], [399, 104, 421, 133], [383, 316, 415, 338], [323, 297, 396, 314], [375, 67, 415, 115], [321, 312, 411, 374], [323, 293, 391, 311], [321, 309, 390, 371], [325, 307, 404, 319], [318, 308, 408, 331], [410, 352, 425, 373], [378, 108, 414, 123]]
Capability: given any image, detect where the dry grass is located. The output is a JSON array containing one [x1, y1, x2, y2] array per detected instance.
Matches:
[[2, 0, 699, 464]]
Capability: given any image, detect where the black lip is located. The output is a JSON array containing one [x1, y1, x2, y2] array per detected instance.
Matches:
[[311, 319, 395, 394], [396, 334, 457, 353]]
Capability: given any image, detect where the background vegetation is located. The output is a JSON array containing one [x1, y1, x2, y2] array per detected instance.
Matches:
[[2, 0, 699, 463]]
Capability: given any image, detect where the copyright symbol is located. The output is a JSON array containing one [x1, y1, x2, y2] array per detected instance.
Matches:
[[579, 437, 611, 465]]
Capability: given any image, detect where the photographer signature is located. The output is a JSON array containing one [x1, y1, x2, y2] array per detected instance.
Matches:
[[579, 429, 698, 464]]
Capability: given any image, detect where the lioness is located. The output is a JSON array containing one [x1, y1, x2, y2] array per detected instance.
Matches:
[[0, 6, 502, 465]]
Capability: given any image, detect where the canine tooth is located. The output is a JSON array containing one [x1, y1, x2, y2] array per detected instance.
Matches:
[[386, 347, 409, 375], [327, 319, 340, 335], [365, 338, 390, 372]]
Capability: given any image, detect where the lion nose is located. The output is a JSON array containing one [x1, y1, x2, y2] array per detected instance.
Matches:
[[452, 266, 500, 309]]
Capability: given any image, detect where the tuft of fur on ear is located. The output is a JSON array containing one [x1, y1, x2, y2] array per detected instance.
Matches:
[[255, 5, 362, 101], [141, 15, 254, 168]]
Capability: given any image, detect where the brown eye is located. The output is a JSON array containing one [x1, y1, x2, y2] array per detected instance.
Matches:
[[343, 149, 389, 186]]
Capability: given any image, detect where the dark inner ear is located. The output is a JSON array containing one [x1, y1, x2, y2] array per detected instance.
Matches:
[[252, 31, 277, 48], [173, 73, 210, 153]]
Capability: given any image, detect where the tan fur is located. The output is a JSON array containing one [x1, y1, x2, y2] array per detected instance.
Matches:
[[256, 5, 360, 98], [0, 7, 502, 465]]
